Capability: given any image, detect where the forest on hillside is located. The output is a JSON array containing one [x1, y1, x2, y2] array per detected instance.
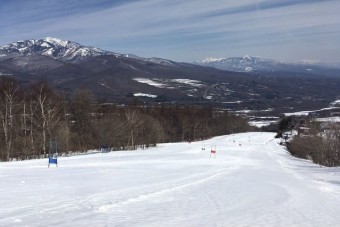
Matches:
[[0, 77, 251, 161]]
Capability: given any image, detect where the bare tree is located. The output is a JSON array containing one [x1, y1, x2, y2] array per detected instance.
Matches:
[[30, 82, 62, 157], [319, 123, 340, 166], [97, 114, 128, 150], [139, 115, 164, 148], [19, 92, 31, 159], [124, 106, 143, 149], [0, 77, 21, 160], [28, 95, 38, 157], [71, 88, 95, 151]]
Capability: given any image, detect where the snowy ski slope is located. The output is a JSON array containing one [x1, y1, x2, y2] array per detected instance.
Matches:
[[0, 132, 340, 226]]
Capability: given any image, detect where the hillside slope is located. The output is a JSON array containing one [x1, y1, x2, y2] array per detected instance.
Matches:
[[1, 132, 339, 226]]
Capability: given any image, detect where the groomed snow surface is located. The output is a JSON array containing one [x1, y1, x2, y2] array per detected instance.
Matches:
[[1, 132, 340, 226]]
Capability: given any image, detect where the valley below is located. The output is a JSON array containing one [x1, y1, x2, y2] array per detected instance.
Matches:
[[1, 38, 339, 119]]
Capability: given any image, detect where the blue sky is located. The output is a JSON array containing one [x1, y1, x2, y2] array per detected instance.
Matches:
[[1, 0, 340, 63]]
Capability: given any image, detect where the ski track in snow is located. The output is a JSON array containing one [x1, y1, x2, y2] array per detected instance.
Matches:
[[1, 132, 340, 226]]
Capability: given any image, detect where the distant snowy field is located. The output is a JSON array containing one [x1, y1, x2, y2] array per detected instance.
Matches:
[[248, 120, 277, 127], [1, 132, 340, 226]]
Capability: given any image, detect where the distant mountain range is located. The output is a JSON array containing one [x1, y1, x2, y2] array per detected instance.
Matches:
[[0, 37, 177, 65], [0, 37, 244, 102], [196, 56, 340, 77], [0, 38, 339, 116]]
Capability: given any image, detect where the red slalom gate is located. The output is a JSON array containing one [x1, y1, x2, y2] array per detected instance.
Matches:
[[210, 148, 216, 158]]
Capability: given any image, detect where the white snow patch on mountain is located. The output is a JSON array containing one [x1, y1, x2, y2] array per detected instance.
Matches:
[[234, 108, 275, 114], [285, 107, 339, 116], [285, 111, 311, 116], [170, 79, 204, 87], [235, 110, 252, 113], [43, 49, 54, 56], [330, 100, 340, 106], [133, 78, 167, 88], [145, 57, 175, 66], [243, 55, 252, 60], [245, 67, 253, 72], [45, 37, 69, 47], [18, 47, 28, 53], [249, 120, 278, 127], [315, 117, 340, 122], [199, 57, 225, 63], [223, 101, 242, 104], [134, 93, 157, 98], [40, 42, 51, 48], [0, 72, 12, 76]]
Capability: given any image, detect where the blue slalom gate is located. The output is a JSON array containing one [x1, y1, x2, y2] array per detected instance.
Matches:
[[48, 139, 58, 168], [48, 157, 58, 167]]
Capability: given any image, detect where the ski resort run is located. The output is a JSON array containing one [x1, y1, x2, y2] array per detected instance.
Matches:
[[1, 132, 340, 226]]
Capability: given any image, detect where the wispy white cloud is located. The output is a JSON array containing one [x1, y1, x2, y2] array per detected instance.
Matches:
[[1, 0, 339, 62]]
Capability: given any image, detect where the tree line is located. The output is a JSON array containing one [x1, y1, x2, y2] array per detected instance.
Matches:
[[0, 77, 251, 161]]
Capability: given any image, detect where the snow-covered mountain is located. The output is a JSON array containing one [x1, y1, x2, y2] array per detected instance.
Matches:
[[196, 55, 340, 76], [0, 37, 176, 65], [196, 55, 282, 72], [0, 37, 119, 63]]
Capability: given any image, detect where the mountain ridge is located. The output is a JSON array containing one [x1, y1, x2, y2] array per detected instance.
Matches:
[[0, 37, 177, 66], [1, 37, 339, 74], [195, 55, 340, 76], [0, 37, 119, 63]]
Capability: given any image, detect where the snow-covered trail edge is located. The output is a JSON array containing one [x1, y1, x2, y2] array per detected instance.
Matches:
[[0, 132, 340, 227]]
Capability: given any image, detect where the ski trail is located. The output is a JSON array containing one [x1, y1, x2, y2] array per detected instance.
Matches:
[[1, 132, 340, 226], [97, 167, 233, 213]]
